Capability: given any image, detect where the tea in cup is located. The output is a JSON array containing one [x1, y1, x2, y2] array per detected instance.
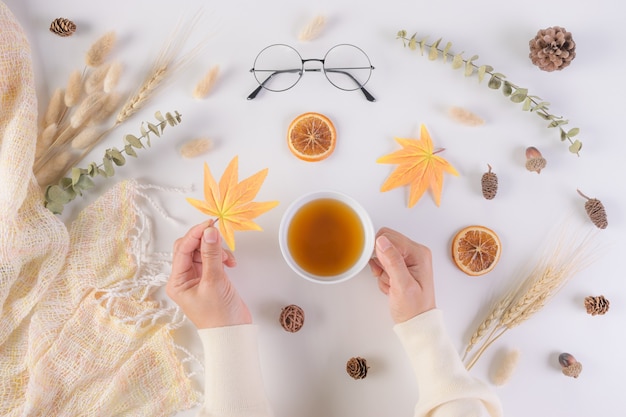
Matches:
[[278, 191, 375, 284]]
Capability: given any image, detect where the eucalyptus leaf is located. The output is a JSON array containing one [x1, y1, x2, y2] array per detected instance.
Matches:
[[87, 162, 98, 176], [46, 185, 73, 204], [46, 201, 64, 215], [408, 36, 417, 50], [419, 37, 428, 54], [106, 148, 126, 166], [147, 122, 160, 138], [569, 140, 582, 154], [124, 144, 137, 157], [522, 97, 532, 111], [477, 65, 492, 83], [75, 174, 95, 191], [125, 134, 143, 148], [442, 41, 453, 63], [502, 82, 513, 96], [510, 88, 528, 103], [397, 30, 407, 38], [567, 127, 580, 137], [464, 61, 474, 77], [71, 167, 81, 186], [451, 54, 463, 69], [560, 129, 568, 141], [154, 111, 165, 122], [428, 38, 441, 61], [165, 112, 177, 126], [487, 75, 502, 89], [174, 111, 182, 123], [103, 155, 114, 177]]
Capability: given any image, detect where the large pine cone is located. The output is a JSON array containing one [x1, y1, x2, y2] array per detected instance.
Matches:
[[529, 26, 576, 71]]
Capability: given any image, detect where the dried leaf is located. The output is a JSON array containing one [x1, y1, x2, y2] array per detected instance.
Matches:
[[377, 125, 459, 207], [124, 134, 143, 148], [567, 127, 580, 137], [442, 41, 453, 63], [298, 15, 326, 41], [186, 156, 279, 250]]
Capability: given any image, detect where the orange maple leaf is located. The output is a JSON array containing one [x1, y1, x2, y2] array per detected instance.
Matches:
[[377, 124, 459, 207], [186, 156, 279, 251]]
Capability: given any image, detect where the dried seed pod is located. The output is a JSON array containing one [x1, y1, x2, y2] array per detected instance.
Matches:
[[50, 18, 76, 37], [279, 304, 305, 333], [577, 189, 608, 229], [346, 357, 368, 380], [558, 352, 582, 378], [584, 295, 610, 316], [481, 164, 498, 200], [525, 146, 546, 174]]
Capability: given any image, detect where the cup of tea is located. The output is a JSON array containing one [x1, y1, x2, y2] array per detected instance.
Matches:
[[278, 190, 375, 284]]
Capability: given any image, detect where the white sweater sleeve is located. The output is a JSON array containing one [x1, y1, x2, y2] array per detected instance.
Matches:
[[394, 309, 503, 417], [196, 324, 273, 417]]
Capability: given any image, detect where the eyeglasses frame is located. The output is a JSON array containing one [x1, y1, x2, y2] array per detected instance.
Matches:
[[247, 43, 376, 102]]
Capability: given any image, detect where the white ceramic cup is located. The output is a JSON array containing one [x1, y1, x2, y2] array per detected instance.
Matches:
[[278, 190, 375, 284]]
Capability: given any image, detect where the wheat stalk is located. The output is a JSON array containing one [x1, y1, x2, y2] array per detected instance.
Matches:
[[115, 15, 205, 125], [464, 226, 598, 370]]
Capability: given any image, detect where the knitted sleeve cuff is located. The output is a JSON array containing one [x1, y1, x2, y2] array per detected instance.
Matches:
[[197, 324, 273, 417]]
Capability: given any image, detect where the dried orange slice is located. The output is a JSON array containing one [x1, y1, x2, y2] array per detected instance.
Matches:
[[287, 112, 336, 162], [451, 225, 501, 276]]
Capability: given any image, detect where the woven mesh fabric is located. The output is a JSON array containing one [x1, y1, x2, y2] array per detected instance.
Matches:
[[0, 2, 199, 415]]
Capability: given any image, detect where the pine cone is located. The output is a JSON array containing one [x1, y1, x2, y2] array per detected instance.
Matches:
[[481, 164, 498, 200], [346, 357, 368, 380], [279, 304, 305, 333], [49, 18, 76, 37], [529, 26, 576, 71], [577, 189, 608, 229], [584, 295, 610, 316]]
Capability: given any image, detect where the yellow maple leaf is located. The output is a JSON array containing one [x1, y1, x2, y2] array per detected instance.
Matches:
[[377, 124, 459, 207], [186, 156, 279, 251]]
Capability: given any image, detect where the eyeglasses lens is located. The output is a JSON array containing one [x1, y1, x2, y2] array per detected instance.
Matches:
[[253, 45, 303, 92], [323, 45, 372, 91]]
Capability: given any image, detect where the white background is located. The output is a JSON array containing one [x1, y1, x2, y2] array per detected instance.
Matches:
[[5, 0, 626, 415]]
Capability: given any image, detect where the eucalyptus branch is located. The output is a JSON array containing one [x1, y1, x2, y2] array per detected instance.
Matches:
[[397, 30, 582, 156], [44, 110, 182, 214]]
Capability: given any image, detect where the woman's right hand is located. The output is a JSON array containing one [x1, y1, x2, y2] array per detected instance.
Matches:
[[368, 227, 437, 324]]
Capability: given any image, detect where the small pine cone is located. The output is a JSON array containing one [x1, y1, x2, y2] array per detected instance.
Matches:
[[481, 164, 498, 200], [529, 26, 576, 71], [49, 18, 77, 37], [584, 295, 610, 316], [346, 357, 368, 380], [577, 189, 608, 229], [279, 304, 305, 333]]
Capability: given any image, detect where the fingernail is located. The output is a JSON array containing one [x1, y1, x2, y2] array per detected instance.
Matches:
[[203, 227, 218, 243], [376, 235, 392, 252]]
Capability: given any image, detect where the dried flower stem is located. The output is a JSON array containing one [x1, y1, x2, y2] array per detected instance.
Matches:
[[397, 30, 582, 156]]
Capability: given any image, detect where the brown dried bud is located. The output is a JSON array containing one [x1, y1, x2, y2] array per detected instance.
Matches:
[[525, 146, 546, 174], [577, 189, 608, 229], [584, 295, 610, 316], [481, 164, 498, 200], [346, 357, 368, 380], [49, 18, 76, 37], [559, 353, 582, 378], [279, 304, 305, 333]]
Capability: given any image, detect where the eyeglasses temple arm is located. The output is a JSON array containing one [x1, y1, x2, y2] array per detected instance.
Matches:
[[325, 68, 376, 102], [247, 68, 302, 100]]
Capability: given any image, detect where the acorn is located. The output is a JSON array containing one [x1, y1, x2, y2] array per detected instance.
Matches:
[[558, 352, 582, 378], [481, 164, 498, 200], [525, 146, 547, 174]]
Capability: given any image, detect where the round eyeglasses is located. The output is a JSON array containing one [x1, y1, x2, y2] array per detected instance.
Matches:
[[247, 44, 376, 102]]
